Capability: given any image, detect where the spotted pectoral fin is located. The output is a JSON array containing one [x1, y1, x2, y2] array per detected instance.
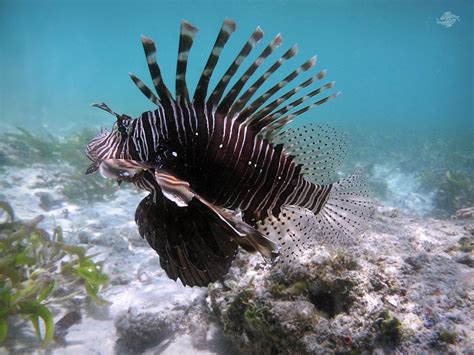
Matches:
[[154, 171, 278, 259], [97, 158, 154, 180]]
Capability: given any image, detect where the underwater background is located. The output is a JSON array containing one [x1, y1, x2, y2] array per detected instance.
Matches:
[[0, 0, 473, 353], [1, 0, 473, 216]]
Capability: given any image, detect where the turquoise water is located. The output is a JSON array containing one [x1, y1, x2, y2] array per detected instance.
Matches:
[[1, 0, 472, 133], [0, 0, 473, 213]]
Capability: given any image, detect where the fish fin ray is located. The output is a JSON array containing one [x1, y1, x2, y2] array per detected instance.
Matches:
[[239, 59, 319, 122], [272, 123, 349, 184], [193, 18, 236, 106], [256, 206, 316, 265], [135, 193, 238, 287], [215, 33, 283, 116], [140, 35, 174, 105], [153, 171, 278, 259], [129, 73, 161, 105], [207, 26, 264, 108], [314, 170, 375, 246], [228, 44, 298, 120], [176, 20, 198, 106]]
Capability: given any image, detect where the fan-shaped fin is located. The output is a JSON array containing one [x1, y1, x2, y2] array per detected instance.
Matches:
[[314, 171, 375, 245], [176, 20, 198, 106], [207, 26, 264, 107], [193, 18, 236, 106], [272, 124, 348, 184], [153, 171, 278, 259], [216, 33, 283, 116], [135, 193, 238, 287], [256, 171, 374, 264]]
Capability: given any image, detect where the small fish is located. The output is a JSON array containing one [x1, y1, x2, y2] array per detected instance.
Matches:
[[85, 19, 374, 287]]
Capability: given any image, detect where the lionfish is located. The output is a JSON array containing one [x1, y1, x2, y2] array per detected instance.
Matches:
[[85, 19, 374, 287]]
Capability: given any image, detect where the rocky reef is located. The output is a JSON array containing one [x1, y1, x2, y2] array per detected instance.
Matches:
[[204, 206, 473, 354]]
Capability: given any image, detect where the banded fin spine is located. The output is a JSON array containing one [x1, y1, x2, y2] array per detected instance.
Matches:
[[228, 44, 298, 120], [207, 26, 264, 107], [128, 18, 339, 139], [176, 20, 198, 106], [241, 61, 321, 125], [129, 35, 174, 106], [261, 91, 341, 138], [216, 33, 283, 116], [193, 18, 236, 106]]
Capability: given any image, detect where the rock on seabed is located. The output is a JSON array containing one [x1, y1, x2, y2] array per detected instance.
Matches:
[[205, 206, 474, 354]]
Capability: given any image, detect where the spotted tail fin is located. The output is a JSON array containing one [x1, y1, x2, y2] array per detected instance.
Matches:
[[314, 170, 375, 246]]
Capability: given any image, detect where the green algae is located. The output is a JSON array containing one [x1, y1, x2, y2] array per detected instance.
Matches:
[[458, 236, 473, 253], [438, 330, 458, 344], [375, 310, 403, 345], [0, 201, 109, 348], [0, 127, 121, 202]]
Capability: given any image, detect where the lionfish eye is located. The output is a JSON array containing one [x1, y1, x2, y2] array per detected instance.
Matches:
[[118, 124, 128, 138]]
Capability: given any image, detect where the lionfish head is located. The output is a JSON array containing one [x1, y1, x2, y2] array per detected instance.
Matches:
[[85, 103, 133, 174]]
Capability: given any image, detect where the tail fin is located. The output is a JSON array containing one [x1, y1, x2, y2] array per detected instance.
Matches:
[[257, 171, 374, 265], [313, 170, 375, 246]]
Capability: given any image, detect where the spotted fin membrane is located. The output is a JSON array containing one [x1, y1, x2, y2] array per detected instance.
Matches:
[[258, 124, 375, 265]]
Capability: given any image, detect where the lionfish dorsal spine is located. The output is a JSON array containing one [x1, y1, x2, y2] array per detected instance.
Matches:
[[140, 35, 174, 105], [242, 61, 321, 125], [175, 20, 198, 106], [129, 18, 340, 139], [207, 26, 264, 108], [227, 44, 298, 121], [215, 33, 283, 117], [193, 18, 236, 107], [253, 81, 336, 132], [129, 72, 161, 106]]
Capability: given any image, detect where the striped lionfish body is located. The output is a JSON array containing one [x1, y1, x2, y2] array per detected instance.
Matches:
[[85, 19, 374, 287]]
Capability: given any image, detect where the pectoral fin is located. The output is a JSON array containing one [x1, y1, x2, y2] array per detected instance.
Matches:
[[153, 171, 278, 260], [97, 158, 152, 180]]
